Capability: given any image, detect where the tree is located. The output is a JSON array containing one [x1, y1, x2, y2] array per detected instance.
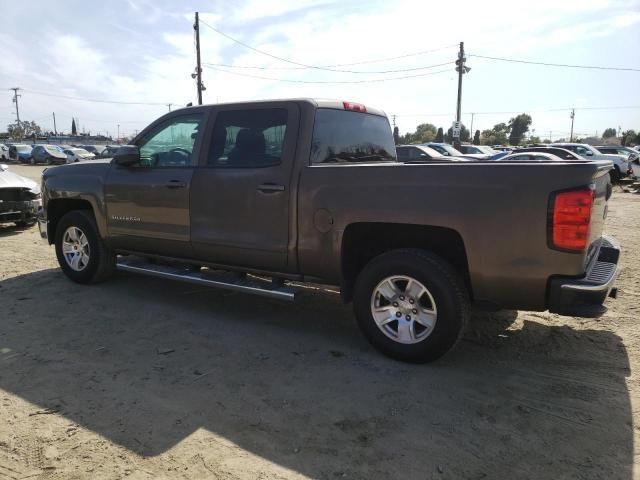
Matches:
[[399, 123, 438, 144], [480, 122, 509, 145], [435, 127, 444, 142], [393, 126, 400, 145], [602, 128, 617, 139], [7, 120, 42, 140], [507, 114, 532, 146], [529, 136, 541, 144], [473, 130, 480, 145], [621, 129, 637, 146], [71, 118, 77, 136]]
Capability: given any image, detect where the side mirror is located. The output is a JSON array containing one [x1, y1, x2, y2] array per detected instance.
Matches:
[[112, 145, 140, 166], [419, 153, 429, 158], [585, 150, 594, 156]]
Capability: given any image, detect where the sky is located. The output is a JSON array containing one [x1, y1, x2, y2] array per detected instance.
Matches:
[[1, 0, 639, 141]]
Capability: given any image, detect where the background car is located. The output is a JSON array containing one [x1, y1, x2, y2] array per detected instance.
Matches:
[[424, 142, 465, 157], [101, 145, 122, 157], [81, 145, 107, 158], [9, 144, 33, 163], [596, 145, 639, 162], [457, 145, 497, 159], [396, 144, 476, 162], [0, 144, 9, 161], [509, 146, 583, 160], [0, 163, 41, 227], [495, 152, 567, 162], [30, 145, 67, 165], [64, 148, 96, 163], [551, 142, 630, 181]]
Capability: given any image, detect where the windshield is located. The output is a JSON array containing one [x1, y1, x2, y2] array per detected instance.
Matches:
[[16, 145, 31, 152], [429, 144, 463, 156], [311, 109, 396, 163], [477, 146, 496, 154], [71, 148, 91, 155]]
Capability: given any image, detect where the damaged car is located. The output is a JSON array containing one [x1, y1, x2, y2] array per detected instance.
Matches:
[[0, 164, 41, 227]]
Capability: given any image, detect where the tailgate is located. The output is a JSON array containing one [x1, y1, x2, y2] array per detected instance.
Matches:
[[585, 163, 613, 264]]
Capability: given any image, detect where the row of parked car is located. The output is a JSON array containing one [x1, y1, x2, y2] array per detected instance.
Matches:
[[0, 143, 121, 165], [396, 142, 640, 181]]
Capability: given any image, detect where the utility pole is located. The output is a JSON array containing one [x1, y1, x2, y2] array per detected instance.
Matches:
[[167, 103, 173, 112], [52, 112, 57, 136], [392, 115, 396, 129], [453, 42, 469, 148], [117, 124, 120, 144], [194, 12, 203, 105], [469, 112, 475, 140], [569, 108, 575, 142], [11, 87, 21, 125]]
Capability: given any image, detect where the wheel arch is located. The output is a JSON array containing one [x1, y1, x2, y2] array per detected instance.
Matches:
[[47, 198, 95, 245], [340, 222, 472, 303]]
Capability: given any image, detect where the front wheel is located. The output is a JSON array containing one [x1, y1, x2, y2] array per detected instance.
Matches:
[[353, 249, 470, 363], [54, 210, 115, 284]]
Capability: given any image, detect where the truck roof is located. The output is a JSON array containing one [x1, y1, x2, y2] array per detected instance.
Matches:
[[175, 98, 388, 118]]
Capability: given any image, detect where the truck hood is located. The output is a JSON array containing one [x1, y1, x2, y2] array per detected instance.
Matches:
[[0, 168, 40, 194], [42, 158, 112, 179]]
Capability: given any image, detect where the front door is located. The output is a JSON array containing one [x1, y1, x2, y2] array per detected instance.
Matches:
[[105, 112, 205, 256], [190, 104, 299, 272]]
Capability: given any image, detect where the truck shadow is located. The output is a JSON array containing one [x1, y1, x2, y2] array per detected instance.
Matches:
[[0, 269, 632, 479]]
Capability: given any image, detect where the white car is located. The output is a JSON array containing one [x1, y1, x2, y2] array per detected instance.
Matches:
[[457, 145, 497, 159], [551, 143, 630, 181], [630, 158, 640, 179], [64, 148, 96, 163], [0, 144, 9, 161]]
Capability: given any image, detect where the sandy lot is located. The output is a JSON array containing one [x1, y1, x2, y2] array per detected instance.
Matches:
[[1, 164, 639, 480]]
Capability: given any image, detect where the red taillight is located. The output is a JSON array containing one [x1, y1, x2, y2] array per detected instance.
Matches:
[[343, 101, 367, 113], [551, 188, 595, 251]]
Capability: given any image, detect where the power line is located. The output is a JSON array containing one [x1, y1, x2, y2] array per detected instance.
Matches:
[[202, 46, 457, 71], [468, 54, 640, 72], [203, 64, 453, 83], [19, 89, 176, 106], [199, 19, 455, 74], [202, 60, 453, 74]]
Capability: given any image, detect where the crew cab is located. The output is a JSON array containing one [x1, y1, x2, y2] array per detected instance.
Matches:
[[38, 99, 620, 363]]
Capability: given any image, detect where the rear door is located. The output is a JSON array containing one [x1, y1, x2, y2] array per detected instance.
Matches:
[[104, 112, 205, 256], [190, 103, 299, 271]]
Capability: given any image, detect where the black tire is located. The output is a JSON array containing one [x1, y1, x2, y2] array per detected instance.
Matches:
[[54, 210, 115, 284], [610, 166, 621, 184], [353, 249, 470, 363]]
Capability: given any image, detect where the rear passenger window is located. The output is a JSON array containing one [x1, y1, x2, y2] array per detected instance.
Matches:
[[311, 109, 395, 164], [208, 109, 288, 167]]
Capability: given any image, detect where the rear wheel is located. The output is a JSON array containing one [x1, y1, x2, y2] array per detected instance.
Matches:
[[353, 249, 470, 363], [54, 210, 115, 284]]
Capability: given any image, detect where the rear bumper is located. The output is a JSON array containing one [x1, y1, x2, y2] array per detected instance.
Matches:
[[548, 236, 620, 318]]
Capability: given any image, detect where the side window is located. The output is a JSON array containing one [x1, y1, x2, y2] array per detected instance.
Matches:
[[208, 109, 288, 168], [396, 147, 409, 161], [138, 114, 203, 167], [408, 148, 423, 159], [575, 146, 588, 156]]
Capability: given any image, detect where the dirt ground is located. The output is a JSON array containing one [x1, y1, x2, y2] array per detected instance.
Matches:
[[1, 164, 639, 480]]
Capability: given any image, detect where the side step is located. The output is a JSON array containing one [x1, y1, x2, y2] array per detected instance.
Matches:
[[116, 256, 300, 301]]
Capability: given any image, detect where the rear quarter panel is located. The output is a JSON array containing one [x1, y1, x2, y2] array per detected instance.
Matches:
[[298, 161, 611, 310]]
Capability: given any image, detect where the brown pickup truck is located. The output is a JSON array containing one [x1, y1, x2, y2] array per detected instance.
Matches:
[[38, 99, 620, 362]]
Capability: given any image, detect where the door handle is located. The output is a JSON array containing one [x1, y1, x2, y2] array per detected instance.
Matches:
[[257, 183, 285, 193], [166, 180, 186, 189]]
